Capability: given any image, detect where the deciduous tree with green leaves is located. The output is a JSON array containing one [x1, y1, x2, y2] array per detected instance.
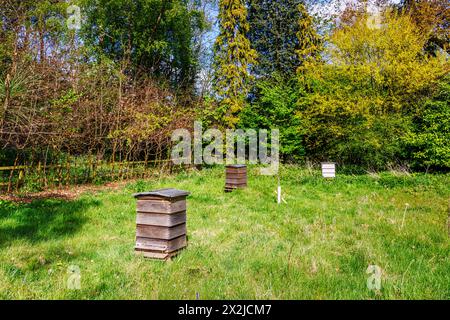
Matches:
[[80, 0, 206, 90], [405, 76, 450, 170], [297, 10, 448, 168]]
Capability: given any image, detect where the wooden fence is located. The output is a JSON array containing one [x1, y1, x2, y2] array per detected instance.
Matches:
[[0, 158, 183, 194]]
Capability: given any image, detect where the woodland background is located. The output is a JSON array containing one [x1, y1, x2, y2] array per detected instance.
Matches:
[[0, 0, 448, 191]]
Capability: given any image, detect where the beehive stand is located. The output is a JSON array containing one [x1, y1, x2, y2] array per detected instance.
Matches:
[[133, 189, 190, 260], [225, 165, 247, 192]]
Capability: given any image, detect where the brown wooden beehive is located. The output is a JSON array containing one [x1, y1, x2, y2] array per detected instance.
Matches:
[[225, 165, 247, 192], [133, 189, 190, 260]]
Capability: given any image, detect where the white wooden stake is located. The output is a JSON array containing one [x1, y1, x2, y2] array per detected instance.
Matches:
[[277, 175, 281, 204], [277, 186, 282, 204]]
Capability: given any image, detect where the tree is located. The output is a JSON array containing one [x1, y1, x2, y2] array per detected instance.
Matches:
[[296, 1, 322, 77], [405, 76, 450, 170], [0, 0, 204, 170], [247, 0, 303, 77], [400, 0, 450, 53], [240, 73, 304, 160], [80, 0, 206, 89], [214, 0, 257, 128], [242, 1, 319, 160], [297, 10, 448, 168]]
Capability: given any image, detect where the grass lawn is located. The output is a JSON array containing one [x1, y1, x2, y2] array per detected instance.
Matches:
[[0, 166, 449, 300]]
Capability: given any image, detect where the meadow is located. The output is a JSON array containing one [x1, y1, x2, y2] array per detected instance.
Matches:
[[0, 166, 448, 300]]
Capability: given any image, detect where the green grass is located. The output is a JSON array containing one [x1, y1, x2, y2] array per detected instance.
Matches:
[[0, 166, 449, 300]]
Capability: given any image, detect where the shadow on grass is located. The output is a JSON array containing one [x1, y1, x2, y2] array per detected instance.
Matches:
[[0, 197, 99, 247]]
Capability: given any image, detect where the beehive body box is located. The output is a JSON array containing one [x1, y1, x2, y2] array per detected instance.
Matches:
[[137, 198, 186, 214], [136, 211, 186, 227], [225, 165, 247, 192], [133, 189, 189, 259], [136, 223, 186, 239]]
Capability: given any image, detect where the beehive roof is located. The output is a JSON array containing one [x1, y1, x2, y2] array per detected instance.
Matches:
[[226, 164, 247, 168], [133, 188, 190, 199]]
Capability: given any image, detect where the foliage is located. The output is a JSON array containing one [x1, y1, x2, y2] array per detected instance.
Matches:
[[240, 74, 304, 160], [243, 2, 319, 160], [296, 1, 322, 77], [247, 0, 303, 77], [297, 10, 448, 168], [400, 0, 450, 54], [1, 0, 449, 176], [80, 0, 206, 90], [405, 77, 450, 170], [0, 0, 203, 169], [214, 0, 257, 128]]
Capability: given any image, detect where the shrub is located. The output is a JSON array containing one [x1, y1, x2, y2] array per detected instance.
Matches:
[[297, 11, 448, 169], [240, 74, 304, 161], [405, 77, 450, 171]]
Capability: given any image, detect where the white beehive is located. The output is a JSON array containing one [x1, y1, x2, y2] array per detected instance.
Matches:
[[321, 162, 336, 178]]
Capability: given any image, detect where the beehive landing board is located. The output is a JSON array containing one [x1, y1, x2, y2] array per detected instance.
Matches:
[[135, 235, 186, 252], [136, 250, 181, 260]]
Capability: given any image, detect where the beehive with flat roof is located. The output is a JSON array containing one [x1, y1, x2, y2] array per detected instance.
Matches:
[[225, 165, 247, 192], [133, 189, 190, 260]]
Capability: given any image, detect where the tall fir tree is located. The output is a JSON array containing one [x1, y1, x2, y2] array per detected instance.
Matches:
[[247, 0, 303, 77], [214, 0, 257, 128], [296, 2, 322, 78]]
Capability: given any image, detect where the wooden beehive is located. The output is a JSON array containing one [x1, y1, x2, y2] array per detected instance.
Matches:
[[133, 189, 190, 260], [321, 162, 336, 178], [225, 165, 247, 192]]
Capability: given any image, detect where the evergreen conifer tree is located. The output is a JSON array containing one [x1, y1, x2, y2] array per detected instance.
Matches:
[[214, 0, 257, 127]]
